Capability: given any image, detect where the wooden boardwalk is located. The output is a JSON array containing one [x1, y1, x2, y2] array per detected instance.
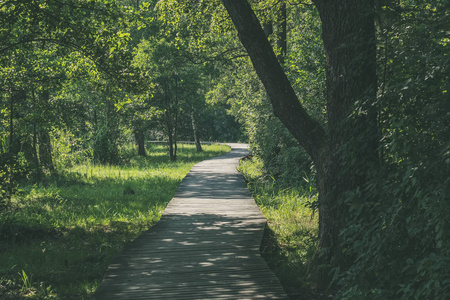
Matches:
[[94, 144, 288, 299]]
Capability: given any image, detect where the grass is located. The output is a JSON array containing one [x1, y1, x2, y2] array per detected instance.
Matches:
[[0, 143, 230, 299], [238, 156, 321, 300]]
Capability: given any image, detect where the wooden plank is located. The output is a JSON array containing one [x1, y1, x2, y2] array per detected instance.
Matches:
[[94, 144, 289, 299]]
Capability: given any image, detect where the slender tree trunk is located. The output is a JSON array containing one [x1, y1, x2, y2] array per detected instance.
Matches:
[[9, 91, 13, 156], [33, 123, 41, 180], [173, 113, 178, 161], [7, 90, 15, 201], [191, 111, 202, 152], [38, 90, 54, 172], [173, 76, 179, 161], [165, 111, 176, 161], [174, 139, 177, 161], [31, 90, 41, 180], [39, 130, 54, 172], [104, 91, 119, 164], [168, 133, 175, 161], [134, 129, 146, 156]]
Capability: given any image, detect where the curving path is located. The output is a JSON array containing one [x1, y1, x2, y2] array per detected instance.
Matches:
[[94, 144, 288, 299]]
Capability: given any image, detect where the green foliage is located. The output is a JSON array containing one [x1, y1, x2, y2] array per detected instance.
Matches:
[[51, 129, 92, 169], [93, 125, 119, 165], [2, 0, 448, 298], [19, 270, 32, 293], [335, 1, 450, 299], [0, 0, 137, 194], [206, 59, 315, 185], [0, 152, 31, 206]]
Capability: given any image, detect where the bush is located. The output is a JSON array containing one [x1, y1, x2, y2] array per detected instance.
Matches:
[[335, 3, 450, 298], [93, 126, 119, 165], [52, 129, 92, 169]]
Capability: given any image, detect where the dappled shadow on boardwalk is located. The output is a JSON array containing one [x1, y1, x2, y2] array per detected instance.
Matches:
[[94, 144, 288, 299], [95, 214, 287, 299]]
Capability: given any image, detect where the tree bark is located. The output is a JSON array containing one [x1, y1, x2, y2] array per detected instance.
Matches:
[[191, 111, 202, 152], [314, 0, 378, 256], [38, 130, 54, 172], [165, 111, 176, 161], [134, 129, 146, 156], [31, 90, 41, 180], [9, 91, 14, 156], [173, 76, 179, 161], [38, 90, 55, 172], [168, 132, 175, 161], [6, 90, 15, 201], [173, 115, 178, 161], [32, 122, 41, 180]]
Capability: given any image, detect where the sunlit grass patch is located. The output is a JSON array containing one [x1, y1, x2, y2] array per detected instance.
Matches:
[[0, 143, 229, 299], [239, 157, 319, 299]]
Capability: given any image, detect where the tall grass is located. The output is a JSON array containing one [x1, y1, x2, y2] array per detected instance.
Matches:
[[0, 143, 229, 299], [238, 156, 320, 299]]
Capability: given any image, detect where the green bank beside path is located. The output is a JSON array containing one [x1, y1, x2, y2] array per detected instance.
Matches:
[[239, 157, 321, 300], [0, 143, 230, 299]]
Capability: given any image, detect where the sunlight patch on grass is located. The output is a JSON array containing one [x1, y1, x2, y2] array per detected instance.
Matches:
[[239, 157, 319, 298]]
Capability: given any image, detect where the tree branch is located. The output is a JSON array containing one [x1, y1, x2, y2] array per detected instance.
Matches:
[[221, 0, 325, 159]]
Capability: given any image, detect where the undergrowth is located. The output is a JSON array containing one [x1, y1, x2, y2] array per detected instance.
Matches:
[[238, 156, 321, 300], [0, 143, 229, 299]]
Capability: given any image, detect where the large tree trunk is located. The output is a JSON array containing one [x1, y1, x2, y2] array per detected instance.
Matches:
[[314, 0, 378, 253], [221, 0, 378, 286]]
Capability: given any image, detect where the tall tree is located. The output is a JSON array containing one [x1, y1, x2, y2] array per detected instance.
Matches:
[[220, 0, 378, 283]]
